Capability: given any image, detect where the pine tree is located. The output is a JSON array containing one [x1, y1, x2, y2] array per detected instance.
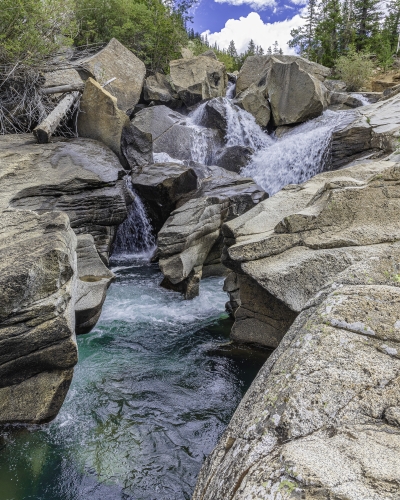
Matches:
[[289, 0, 319, 58], [315, 0, 343, 66], [267, 46, 272, 54], [227, 40, 238, 58], [247, 39, 256, 55], [383, 0, 400, 52], [273, 40, 279, 53], [279, 47, 283, 55], [353, 0, 381, 50]]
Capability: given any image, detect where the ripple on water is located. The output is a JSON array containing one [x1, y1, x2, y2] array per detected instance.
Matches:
[[0, 261, 270, 500]]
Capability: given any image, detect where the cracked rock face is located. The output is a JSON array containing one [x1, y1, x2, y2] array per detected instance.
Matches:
[[0, 209, 78, 424], [193, 159, 400, 499]]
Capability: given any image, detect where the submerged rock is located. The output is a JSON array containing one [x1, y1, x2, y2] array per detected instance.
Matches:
[[193, 159, 400, 499]]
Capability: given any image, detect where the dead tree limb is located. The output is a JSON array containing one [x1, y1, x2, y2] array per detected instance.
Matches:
[[33, 91, 79, 143], [42, 83, 84, 94]]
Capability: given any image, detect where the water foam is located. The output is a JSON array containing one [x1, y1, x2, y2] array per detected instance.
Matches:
[[242, 110, 352, 195]]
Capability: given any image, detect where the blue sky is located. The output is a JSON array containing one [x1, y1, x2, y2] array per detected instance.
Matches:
[[190, 0, 307, 54]]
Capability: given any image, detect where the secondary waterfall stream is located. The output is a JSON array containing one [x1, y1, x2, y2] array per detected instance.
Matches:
[[0, 85, 361, 500]]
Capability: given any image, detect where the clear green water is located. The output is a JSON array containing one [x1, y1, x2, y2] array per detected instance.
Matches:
[[0, 260, 270, 500]]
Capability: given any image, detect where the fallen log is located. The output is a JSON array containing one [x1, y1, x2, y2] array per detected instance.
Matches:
[[33, 91, 79, 144], [42, 83, 84, 94]]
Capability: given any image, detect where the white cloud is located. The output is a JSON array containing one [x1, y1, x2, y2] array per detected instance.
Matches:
[[214, 0, 277, 10], [290, 0, 308, 5], [202, 12, 306, 55]]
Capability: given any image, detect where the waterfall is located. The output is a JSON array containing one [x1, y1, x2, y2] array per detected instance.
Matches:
[[113, 178, 156, 258], [242, 110, 353, 196], [242, 110, 352, 196], [350, 93, 371, 106], [226, 81, 236, 99]]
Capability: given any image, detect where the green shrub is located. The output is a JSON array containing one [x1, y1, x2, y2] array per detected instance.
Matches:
[[335, 47, 374, 91], [0, 0, 77, 65]]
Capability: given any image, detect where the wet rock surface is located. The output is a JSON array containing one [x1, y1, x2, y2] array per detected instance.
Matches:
[[157, 167, 267, 298]]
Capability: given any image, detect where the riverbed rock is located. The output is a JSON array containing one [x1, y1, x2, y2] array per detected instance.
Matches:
[[169, 54, 228, 106], [193, 159, 400, 500], [75, 234, 114, 335], [131, 105, 222, 164], [0, 134, 128, 424], [131, 162, 198, 232], [236, 54, 330, 94], [0, 209, 78, 424], [214, 145, 254, 173], [194, 256, 400, 499], [158, 171, 267, 298], [222, 159, 400, 346], [78, 38, 146, 112], [0, 134, 127, 262], [331, 91, 400, 168]]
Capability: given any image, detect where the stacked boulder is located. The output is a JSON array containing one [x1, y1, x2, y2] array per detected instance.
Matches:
[[234, 55, 330, 128]]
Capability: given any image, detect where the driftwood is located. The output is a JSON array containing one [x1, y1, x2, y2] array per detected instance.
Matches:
[[33, 91, 80, 143], [42, 83, 84, 94]]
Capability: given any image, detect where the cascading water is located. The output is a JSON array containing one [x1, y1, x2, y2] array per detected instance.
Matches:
[[226, 81, 236, 99], [190, 95, 353, 195], [113, 178, 156, 258], [242, 110, 354, 195]]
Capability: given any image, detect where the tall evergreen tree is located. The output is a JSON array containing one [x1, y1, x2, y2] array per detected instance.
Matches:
[[247, 39, 256, 55], [353, 0, 381, 50], [273, 40, 279, 53], [289, 0, 319, 57], [227, 40, 238, 58]]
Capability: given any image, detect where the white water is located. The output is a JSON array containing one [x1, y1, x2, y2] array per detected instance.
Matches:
[[226, 81, 236, 99], [242, 110, 352, 195], [113, 179, 156, 259], [350, 93, 371, 106]]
